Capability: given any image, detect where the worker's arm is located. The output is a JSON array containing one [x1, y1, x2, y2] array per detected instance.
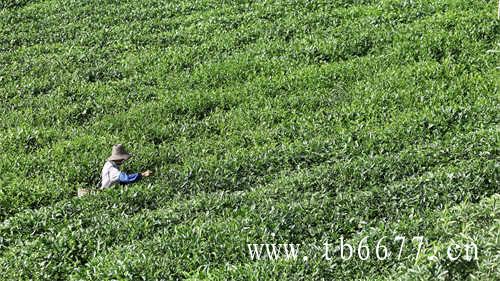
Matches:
[[118, 170, 153, 185], [118, 172, 142, 184]]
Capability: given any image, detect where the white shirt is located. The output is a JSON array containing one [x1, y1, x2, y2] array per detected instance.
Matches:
[[101, 161, 121, 189]]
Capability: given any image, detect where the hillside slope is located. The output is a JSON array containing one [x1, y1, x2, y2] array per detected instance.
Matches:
[[0, 0, 499, 279]]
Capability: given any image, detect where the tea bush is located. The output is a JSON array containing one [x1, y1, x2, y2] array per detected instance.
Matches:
[[0, 0, 498, 279]]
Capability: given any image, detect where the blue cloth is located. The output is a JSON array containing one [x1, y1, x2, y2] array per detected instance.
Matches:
[[119, 172, 142, 184]]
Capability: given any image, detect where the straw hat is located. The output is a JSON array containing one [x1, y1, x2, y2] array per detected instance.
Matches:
[[107, 144, 132, 161]]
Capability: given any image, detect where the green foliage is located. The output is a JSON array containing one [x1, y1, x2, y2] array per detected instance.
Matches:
[[0, 0, 498, 279]]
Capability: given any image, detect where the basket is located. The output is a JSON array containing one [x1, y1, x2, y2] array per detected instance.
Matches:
[[77, 188, 92, 197]]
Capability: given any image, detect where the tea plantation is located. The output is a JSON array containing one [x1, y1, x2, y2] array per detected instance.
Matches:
[[1, 0, 499, 280]]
